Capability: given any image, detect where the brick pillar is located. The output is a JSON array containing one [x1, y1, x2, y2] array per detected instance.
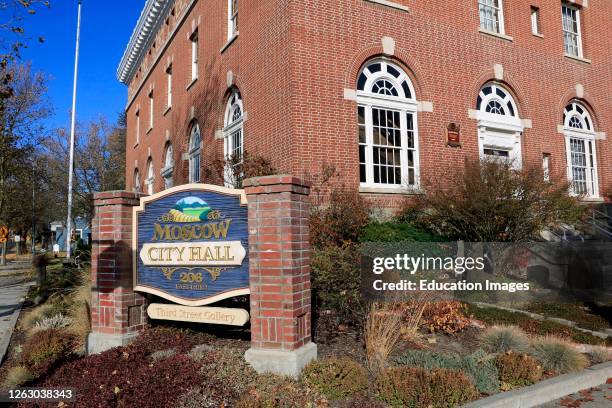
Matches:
[[87, 191, 148, 354], [243, 175, 317, 377]]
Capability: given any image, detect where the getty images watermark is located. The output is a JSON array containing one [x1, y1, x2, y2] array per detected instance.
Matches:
[[360, 242, 612, 304]]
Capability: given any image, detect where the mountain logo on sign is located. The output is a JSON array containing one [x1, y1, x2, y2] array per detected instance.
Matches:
[[169, 197, 212, 222]]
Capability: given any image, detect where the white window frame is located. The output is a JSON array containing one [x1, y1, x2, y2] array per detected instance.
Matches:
[[478, 0, 505, 34], [134, 169, 141, 193], [561, 3, 583, 58], [543, 153, 551, 182], [475, 83, 524, 168], [191, 32, 199, 82], [531, 6, 541, 35], [161, 143, 174, 189], [145, 159, 155, 195], [563, 103, 598, 198], [356, 60, 420, 190], [188, 123, 202, 183], [135, 109, 140, 145], [148, 91, 154, 130], [228, 0, 238, 40], [166, 65, 172, 108], [223, 90, 244, 188]]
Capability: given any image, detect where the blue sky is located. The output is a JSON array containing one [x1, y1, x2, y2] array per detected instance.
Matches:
[[19, 1, 145, 129]]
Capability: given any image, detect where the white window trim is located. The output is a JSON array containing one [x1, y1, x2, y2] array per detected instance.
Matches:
[[135, 109, 140, 146], [134, 169, 141, 193], [228, 0, 238, 41], [166, 66, 172, 109], [191, 32, 199, 82], [146, 160, 155, 195], [562, 4, 583, 58], [161, 145, 174, 189], [148, 91, 154, 130], [188, 125, 202, 183], [562, 103, 598, 198], [356, 60, 421, 191], [478, 0, 506, 35], [531, 7, 541, 36], [223, 91, 244, 188], [475, 84, 524, 168]]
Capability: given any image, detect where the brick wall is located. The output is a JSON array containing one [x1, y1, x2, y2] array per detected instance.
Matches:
[[123, 0, 612, 205], [245, 175, 312, 351], [90, 191, 147, 336]]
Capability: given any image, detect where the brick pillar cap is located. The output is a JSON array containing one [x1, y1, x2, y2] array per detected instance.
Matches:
[[94, 190, 146, 206], [243, 175, 311, 189]]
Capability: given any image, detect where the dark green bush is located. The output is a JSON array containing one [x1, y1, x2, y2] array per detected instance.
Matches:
[[495, 352, 543, 387], [375, 366, 478, 408], [301, 357, 368, 400], [360, 222, 443, 243], [396, 349, 499, 394], [311, 243, 364, 318]]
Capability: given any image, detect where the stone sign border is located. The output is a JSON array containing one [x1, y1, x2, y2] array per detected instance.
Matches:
[[131, 183, 250, 306]]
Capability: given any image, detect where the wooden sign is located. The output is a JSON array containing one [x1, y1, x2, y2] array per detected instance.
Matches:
[[147, 303, 249, 326], [133, 184, 249, 306]]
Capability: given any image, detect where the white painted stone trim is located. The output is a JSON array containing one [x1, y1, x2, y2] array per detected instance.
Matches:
[[363, 0, 409, 12], [382, 36, 395, 56], [417, 101, 434, 113], [343, 89, 357, 101]]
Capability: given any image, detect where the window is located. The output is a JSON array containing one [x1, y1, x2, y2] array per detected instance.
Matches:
[[148, 91, 154, 130], [543, 153, 551, 182], [531, 6, 541, 35], [188, 123, 201, 183], [166, 65, 172, 108], [479, 0, 505, 34], [228, 0, 238, 40], [161, 143, 174, 189], [562, 4, 582, 57], [475, 83, 524, 167], [135, 109, 140, 145], [563, 102, 598, 197], [134, 169, 141, 193], [190, 31, 198, 81], [356, 60, 419, 189], [145, 158, 154, 195], [223, 90, 244, 187]]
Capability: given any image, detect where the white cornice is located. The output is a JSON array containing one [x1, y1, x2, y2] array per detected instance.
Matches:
[[116, 0, 174, 84]]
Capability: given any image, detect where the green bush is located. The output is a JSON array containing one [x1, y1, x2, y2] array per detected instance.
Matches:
[[396, 349, 499, 395], [495, 352, 543, 387], [301, 357, 368, 400], [530, 337, 588, 374], [360, 222, 443, 243], [21, 329, 75, 374], [311, 243, 364, 317], [375, 366, 478, 408], [481, 325, 530, 353]]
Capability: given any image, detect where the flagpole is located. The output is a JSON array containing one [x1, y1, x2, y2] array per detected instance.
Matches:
[[66, 0, 82, 259]]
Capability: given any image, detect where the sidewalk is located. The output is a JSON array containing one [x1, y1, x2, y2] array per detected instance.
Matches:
[[537, 382, 612, 407], [0, 262, 34, 365]]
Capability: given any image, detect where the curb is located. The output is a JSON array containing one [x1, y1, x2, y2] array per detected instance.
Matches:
[[463, 361, 612, 408], [0, 282, 34, 366]]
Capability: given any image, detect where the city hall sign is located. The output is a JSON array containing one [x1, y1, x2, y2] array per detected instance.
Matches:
[[133, 185, 249, 309]]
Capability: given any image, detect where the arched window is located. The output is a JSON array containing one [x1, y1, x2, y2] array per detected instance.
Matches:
[[223, 90, 244, 187], [188, 123, 201, 183], [475, 83, 524, 167], [563, 102, 598, 197], [133, 169, 141, 193], [356, 60, 419, 189], [145, 158, 154, 195], [161, 143, 174, 189]]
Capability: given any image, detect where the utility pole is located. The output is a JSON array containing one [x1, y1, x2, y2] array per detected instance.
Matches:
[[66, 0, 82, 259], [31, 162, 35, 260]]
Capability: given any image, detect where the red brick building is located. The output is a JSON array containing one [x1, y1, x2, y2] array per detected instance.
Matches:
[[118, 0, 611, 205]]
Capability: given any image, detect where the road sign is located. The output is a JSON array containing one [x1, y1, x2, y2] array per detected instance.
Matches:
[[0, 226, 8, 243]]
